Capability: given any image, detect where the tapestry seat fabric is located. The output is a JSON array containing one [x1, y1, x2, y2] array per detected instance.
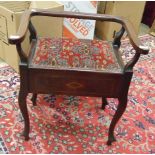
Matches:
[[30, 37, 122, 73]]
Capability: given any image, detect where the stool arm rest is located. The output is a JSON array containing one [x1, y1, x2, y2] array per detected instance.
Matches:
[[120, 18, 149, 71], [121, 17, 149, 55], [8, 10, 31, 44]]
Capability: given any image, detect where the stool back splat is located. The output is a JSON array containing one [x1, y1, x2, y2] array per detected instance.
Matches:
[[9, 9, 149, 145]]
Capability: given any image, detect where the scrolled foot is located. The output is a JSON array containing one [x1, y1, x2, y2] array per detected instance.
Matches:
[[21, 131, 29, 141], [107, 135, 116, 146], [101, 104, 106, 110], [25, 136, 29, 141]]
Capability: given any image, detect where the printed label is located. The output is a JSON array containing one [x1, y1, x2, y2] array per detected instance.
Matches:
[[59, 1, 97, 39]]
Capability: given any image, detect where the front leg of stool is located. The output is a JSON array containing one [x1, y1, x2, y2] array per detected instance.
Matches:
[[107, 96, 127, 145]]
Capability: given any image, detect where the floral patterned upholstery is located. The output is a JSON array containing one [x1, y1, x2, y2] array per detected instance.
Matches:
[[31, 37, 121, 72]]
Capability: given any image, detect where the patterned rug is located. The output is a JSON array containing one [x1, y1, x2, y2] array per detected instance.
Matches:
[[0, 34, 155, 154]]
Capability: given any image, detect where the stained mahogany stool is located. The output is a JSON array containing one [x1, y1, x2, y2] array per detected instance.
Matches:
[[9, 9, 149, 145]]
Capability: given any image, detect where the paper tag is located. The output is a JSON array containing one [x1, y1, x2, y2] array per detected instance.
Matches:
[[59, 1, 98, 39]]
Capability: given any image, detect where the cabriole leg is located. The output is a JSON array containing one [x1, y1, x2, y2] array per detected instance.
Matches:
[[18, 90, 29, 140], [107, 97, 128, 145]]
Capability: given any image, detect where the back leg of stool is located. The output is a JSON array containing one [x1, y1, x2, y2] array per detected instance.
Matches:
[[102, 97, 108, 110], [31, 93, 37, 106]]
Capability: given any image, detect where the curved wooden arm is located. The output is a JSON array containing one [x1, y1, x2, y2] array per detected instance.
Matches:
[[121, 17, 149, 55], [29, 20, 37, 42], [8, 9, 149, 56], [124, 52, 140, 71]]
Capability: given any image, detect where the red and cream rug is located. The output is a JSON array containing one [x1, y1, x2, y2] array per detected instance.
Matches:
[[0, 34, 155, 153]]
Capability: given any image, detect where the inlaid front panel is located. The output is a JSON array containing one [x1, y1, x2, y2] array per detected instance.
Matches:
[[29, 71, 122, 97]]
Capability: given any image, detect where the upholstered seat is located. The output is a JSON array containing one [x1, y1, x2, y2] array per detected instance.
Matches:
[[30, 37, 122, 73]]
